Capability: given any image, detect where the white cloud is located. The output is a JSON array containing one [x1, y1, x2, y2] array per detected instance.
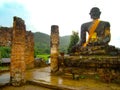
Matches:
[[0, 0, 120, 47]]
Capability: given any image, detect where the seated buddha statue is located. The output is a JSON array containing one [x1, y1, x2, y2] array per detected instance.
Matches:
[[80, 7, 111, 47], [71, 7, 111, 55]]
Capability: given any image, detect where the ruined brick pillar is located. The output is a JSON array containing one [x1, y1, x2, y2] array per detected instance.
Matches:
[[10, 16, 26, 86], [50, 25, 59, 73], [25, 31, 34, 69]]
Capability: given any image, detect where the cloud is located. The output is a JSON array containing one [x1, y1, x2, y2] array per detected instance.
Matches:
[[0, 0, 120, 47], [0, 0, 30, 29]]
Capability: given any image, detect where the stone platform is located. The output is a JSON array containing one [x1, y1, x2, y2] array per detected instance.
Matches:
[[62, 55, 120, 68], [59, 55, 120, 82]]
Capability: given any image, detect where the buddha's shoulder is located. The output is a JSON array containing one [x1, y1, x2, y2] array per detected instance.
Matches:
[[81, 20, 110, 27], [100, 20, 110, 27], [81, 21, 92, 27]]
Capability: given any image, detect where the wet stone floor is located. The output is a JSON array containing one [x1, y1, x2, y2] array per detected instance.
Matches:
[[0, 67, 120, 90], [1, 85, 52, 90]]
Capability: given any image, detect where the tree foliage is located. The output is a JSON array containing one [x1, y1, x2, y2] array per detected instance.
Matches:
[[0, 47, 11, 58], [67, 31, 79, 53]]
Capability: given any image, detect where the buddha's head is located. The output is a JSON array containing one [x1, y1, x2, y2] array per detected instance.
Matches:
[[89, 7, 101, 19]]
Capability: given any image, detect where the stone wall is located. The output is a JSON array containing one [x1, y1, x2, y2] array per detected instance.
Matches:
[[0, 27, 12, 46], [59, 55, 120, 82], [25, 31, 34, 69]]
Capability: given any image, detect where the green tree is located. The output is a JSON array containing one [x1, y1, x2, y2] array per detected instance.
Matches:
[[67, 31, 79, 53], [0, 47, 11, 58]]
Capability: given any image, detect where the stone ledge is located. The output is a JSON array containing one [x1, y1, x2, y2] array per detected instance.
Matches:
[[27, 79, 79, 90]]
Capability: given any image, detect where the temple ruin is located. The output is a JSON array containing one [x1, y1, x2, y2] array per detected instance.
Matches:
[[0, 18, 34, 70], [50, 25, 59, 73], [0, 14, 120, 87], [0, 16, 34, 86], [25, 31, 34, 69], [10, 16, 26, 86]]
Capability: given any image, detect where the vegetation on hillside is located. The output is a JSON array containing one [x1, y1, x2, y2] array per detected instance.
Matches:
[[34, 32, 70, 56], [59, 35, 70, 53], [34, 32, 50, 57], [0, 32, 70, 58]]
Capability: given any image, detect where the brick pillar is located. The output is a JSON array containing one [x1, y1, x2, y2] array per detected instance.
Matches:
[[50, 25, 59, 73], [10, 16, 26, 86], [25, 31, 34, 69]]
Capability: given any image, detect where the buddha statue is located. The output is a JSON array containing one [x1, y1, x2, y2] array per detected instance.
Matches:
[[71, 7, 119, 55], [80, 7, 111, 47]]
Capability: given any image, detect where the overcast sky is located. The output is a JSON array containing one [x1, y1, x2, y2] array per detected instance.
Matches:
[[0, 0, 120, 47]]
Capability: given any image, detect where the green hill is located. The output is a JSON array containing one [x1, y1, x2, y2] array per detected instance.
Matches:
[[60, 35, 70, 53], [33, 32, 70, 55], [34, 32, 50, 55]]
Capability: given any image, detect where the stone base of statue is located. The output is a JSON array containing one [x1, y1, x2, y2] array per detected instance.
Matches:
[[70, 45, 120, 56], [58, 45, 120, 82]]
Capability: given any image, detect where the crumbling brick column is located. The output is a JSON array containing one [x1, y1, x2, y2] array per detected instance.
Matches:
[[10, 16, 26, 86], [50, 25, 59, 73], [25, 31, 34, 69]]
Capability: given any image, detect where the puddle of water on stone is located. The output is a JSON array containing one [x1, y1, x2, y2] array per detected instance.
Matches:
[[0, 72, 10, 84]]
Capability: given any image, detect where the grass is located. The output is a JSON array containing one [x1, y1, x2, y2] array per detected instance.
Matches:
[[36, 54, 50, 61], [0, 66, 9, 70]]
